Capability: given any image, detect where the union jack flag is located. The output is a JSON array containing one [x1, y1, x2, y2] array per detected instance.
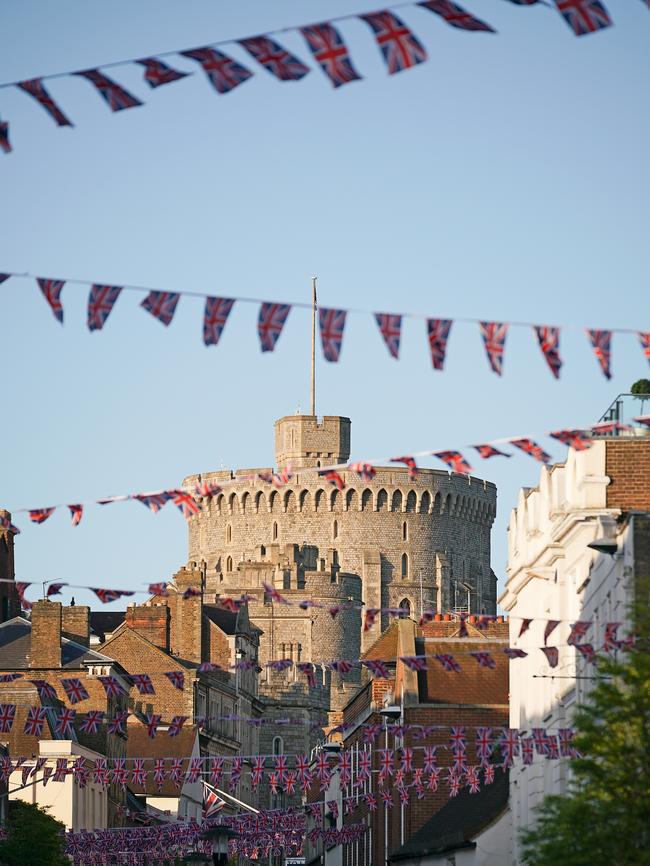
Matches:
[[361, 11, 427, 74], [92, 757, 109, 786], [400, 655, 428, 671], [319, 469, 345, 490], [202, 296, 235, 346], [74, 69, 143, 111], [98, 675, 127, 698], [363, 608, 380, 633], [301, 22, 361, 88], [374, 313, 402, 359], [0, 673, 21, 683], [603, 621, 621, 652], [479, 321, 508, 375], [381, 787, 394, 807], [140, 291, 180, 326], [466, 765, 481, 793], [229, 756, 242, 789], [499, 728, 520, 765], [53, 758, 69, 782], [80, 710, 104, 734], [29, 679, 58, 699], [251, 755, 266, 787], [319, 307, 347, 362], [240, 36, 310, 81], [363, 658, 391, 678], [61, 677, 89, 704], [541, 646, 559, 668], [519, 737, 534, 765], [349, 461, 376, 481], [364, 792, 378, 811], [390, 455, 418, 478], [131, 673, 155, 695], [328, 659, 355, 674], [153, 758, 167, 789], [17, 78, 72, 126], [107, 711, 129, 734], [503, 647, 528, 659], [262, 580, 290, 605], [575, 642, 597, 663], [475, 727, 493, 762], [315, 752, 332, 787], [435, 653, 461, 672], [68, 504, 83, 526], [258, 302, 291, 352], [447, 771, 461, 796], [378, 748, 395, 782], [557, 728, 576, 757], [419, 0, 495, 32], [550, 428, 592, 451], [510, 437, 552, 464], [29, 507, 55, 524], [363, 722, 382, 743], [420, 745, 436, 774], [168, 715, 188, 736], [544, 619, 560, 644], [432, 450, 473, 475], [0, 704, 16, 733], [134, 491, 171, 513], [554, 0, 612, 36], [586, 329, 612, 378], [546, 734, 560, 759], [567, 620, 591, 646], [91, 587, 134, 603], [426, 318, 453, 370], [111, 758, 128, 788], [165, 670, 185, 690], [534, 326, 562, 378], [87, 284, 122, 331], [45, 581, 65, 596], [470, 650, 495, 669], [532, 728, 550, 755], [449, 726, 467, 754], [36, 278, 66, 323], [168, 489, 201, 518], [131, 758, 147, 787], [55, 707, 76, 737], [0, 119, 12, 154], [399, 747, 413, 774], [169, 758, 185, 787], [181, 47, 253, 93], [193, 480, 223, 498], [136, 58, 189, 88], [638, 332, 650, 365], [203, 782, 226, 818]]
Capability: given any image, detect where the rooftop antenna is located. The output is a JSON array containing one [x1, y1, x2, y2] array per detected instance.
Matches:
[[310, 276, 317, 417]]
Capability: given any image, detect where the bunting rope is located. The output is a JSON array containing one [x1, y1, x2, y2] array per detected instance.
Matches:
[[2, 414, 649, 536], [0, 1, 625, 155], [2, 272, 649, 377]]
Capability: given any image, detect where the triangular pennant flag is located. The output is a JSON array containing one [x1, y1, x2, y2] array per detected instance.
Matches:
[[541, 646, 559, 667], [74, 69, 143, 111], [510, 438, 552, 464], [87, 284, 122, 331], [586, 329, 612, 379], [638, 332, 650, 365], [17, 78, 73, 126], [140, 291, 180, 326], [258, 303, 291, 352], [0, 120, 11, 155], [553, 0, 612, 36], [419, 1, 495, 32], [300, 23, 362, 88], [374, 313, 402, 359], [473, 443, 511, 459], [68, 504, 83, 527], [203, 297, 235, 346], [518, 618, 532, 638], [0, 274, 10, 284], [181, 47, 253, 94], [534, 326, 562, 379], [203, 782, 226, 818], [136, 58, 189, 88], [239, 36, 310, 81], [479, 322, 508, 375], [28, 508, 56, 524], [543, 619, 560, 644], [432, 450, 473, 475], [360, 11, 427, 74], [426, 319, 452, 369], [319, 307, 347, 362], [36, 278, 65, 323]]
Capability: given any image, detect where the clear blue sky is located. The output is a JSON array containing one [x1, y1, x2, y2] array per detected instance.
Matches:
[[1, 0, 648, 613]]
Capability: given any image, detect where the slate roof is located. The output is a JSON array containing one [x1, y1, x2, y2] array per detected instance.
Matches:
[[90, 611, 126, 641], [0, 616, 115, 670], [389, 769, 509, 861], [203, 605, 238, 635]]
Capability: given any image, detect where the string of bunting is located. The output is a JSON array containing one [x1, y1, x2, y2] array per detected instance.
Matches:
[[0, 1, 627, 155], [2, 272, 649, 377], [2, 415, 649, 537]]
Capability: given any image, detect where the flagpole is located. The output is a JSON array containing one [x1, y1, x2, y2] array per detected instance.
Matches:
[[310, 276, 317, 417]]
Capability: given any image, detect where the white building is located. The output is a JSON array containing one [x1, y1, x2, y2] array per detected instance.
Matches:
[[499, 431, 650, 864], [9, 740, 108, 832]]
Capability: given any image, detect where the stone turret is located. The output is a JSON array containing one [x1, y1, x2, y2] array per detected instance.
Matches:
[[274, 415, 351, 469]]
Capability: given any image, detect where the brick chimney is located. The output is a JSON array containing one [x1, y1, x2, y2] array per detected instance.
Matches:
[[62, 604, 90, 647], [0, 508, 18, 624], [30, 599, 62, 668], [125, 603, 169, 651], [169, 565, 203, 663]]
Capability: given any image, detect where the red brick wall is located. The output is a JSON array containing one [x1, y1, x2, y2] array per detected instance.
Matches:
[[606, 440, 650, 510], [30, 600, 62, 668], [125, 604, 169, 651]]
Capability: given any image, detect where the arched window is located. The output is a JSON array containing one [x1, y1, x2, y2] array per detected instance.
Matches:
[[420, 490, 431, 513], [272, 521, 278, 541], [406, 491, 417, 513], [376, 489, 388, 511], [226, 524, 232, 543], [401, 553, 409, 579], [361, 489, 372, 511], [273, 736, 284, 756], [392, 490, 403, 512], [399, 598, 411, 617], [402, 521, 408, 541], [226, 556, 233, 572], [333, 520, 338, 540], [315, 489, 325, 511]]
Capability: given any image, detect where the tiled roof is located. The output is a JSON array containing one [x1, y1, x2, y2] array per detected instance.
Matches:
[[361, 622, 399, 661], [389, 769, 509, 861], [416, 638, 509, 705]]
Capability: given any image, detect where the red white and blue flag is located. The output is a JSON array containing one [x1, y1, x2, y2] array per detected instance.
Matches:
[[61, 677, 89, 704], [0, 120, 11, 154], [426, 319, 452, 370], [374, 313, 402, 359], [203, 782, 226, 818], [361, 11, 428, 74], [240, 36, 310, 81], [91, 587, 134, 603], [130, 673, 155, 695], [436, 653, 461, 672], [74, 69, 143, 111], [36, 278, 65, 323], [586, 329, 612, 378], [432, 450, 473, 475], [479, 322, 508, 375], [554, 0, 612, 35], [534, 326, 562, 378], [638, 332, 650, 365], [168, 715, 188, 736], [80, 710, 104, 734], [17, 78, 72, 126], [24, 706, 47, 737], [301, 23, 362, 88], [136, 58, 189, 88], [473, 443, 511, 459], [0, 704, 16, 733], [181, 47, 253, 94], [140, 291, 180, 326], [165, 670, 185, 690], [471, 651, 495, 669], [390, 455, 418, 478], [258, 302, 291, 352], [134, 491, 170, 513], [550, 429, 592, 451], [55, 708, 76, 737], [87, 284, 122, 331], [319, 307, 347, 362], [29, 679, 57, 700], [203, 297, 235, 346], [29, 508, 56, 524], [419, 0, 495, 32], [541, 646, 559, 668], [97, 675, 127, 698], [509, 438, 551, 464]]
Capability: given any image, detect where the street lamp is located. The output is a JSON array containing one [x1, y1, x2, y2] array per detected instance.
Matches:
[[200, 825, 238, 866]]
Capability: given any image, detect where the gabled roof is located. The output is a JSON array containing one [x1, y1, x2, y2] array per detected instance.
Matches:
[[389, 769, 509, 862], [203, 605, 238, 635], [0, 616, 117, 670], [99, 621, 198, 671], [361, 622, 399, 661]]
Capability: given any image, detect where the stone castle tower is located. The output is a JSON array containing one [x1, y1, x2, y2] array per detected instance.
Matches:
[[183, 415, 497, 727]]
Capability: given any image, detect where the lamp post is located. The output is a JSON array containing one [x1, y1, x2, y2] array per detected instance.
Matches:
[[379, 705, 401, 866], [201, 825, 238, 866]]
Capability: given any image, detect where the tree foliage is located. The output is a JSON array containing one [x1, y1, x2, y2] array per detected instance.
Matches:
[[520, 576, 650, 866], [0, 800, 69, 866], [631, 378, 650, 397]]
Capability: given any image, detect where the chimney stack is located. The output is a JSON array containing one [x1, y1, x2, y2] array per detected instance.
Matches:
[[30, 599, 62, 668], [62, 605, 90, 647], [125, 603, 170, 651]]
